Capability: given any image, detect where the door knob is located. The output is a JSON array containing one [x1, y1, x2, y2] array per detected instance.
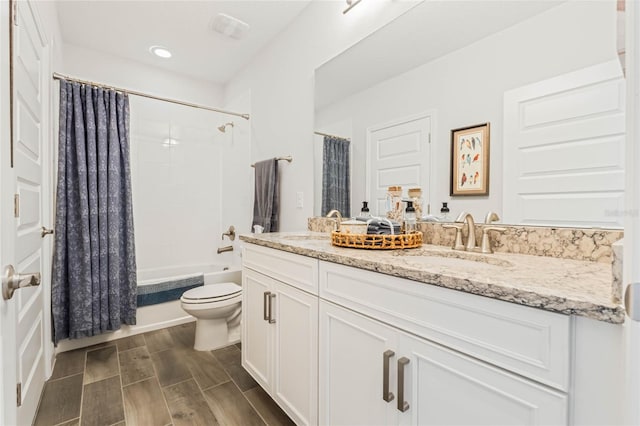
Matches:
[[2, 265, 41, 300], [41, 226, 54, 238], [625, 283, 640, 321]]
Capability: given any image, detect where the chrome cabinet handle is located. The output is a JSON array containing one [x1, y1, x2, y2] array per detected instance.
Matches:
[[383, 350, 395, 402], [3, 265, 41, 300], [268, 293, 276, 324], [263, 291, 270, 321], [397, 357, 410, 413]]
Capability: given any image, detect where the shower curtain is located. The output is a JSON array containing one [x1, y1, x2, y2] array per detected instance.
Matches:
[[52, 80, 137, 344], [321, 136, 351, 217]]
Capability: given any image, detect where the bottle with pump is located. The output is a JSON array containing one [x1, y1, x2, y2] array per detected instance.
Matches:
[[360, 201, 371, 219], [440, 202, 450, 221], [404, 200, 417, 233]]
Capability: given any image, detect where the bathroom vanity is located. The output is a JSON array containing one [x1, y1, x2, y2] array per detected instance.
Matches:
[[240, 233, 625, 426]]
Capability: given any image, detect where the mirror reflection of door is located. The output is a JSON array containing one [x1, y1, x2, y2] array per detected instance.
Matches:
[[367, 114, 432, 217], [314, 1, 621, 226]]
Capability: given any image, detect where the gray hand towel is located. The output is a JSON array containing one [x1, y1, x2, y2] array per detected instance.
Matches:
[[252, 158, 280, 232]]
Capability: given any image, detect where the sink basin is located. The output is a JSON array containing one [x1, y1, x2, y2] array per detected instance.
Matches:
[[400, 246, 514, 268]]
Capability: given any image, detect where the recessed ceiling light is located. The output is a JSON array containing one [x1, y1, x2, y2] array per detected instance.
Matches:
[[150, 46, 172, 59]]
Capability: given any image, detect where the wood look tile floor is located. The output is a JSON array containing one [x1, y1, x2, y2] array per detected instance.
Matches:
[[34, 323, 295, 426]]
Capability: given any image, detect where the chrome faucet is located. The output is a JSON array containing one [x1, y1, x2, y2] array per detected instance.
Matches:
[[326, 209, 343, 231], [217, 245, 234, 254], [222, 225, 236, 241], [455, 211, 477, 251]]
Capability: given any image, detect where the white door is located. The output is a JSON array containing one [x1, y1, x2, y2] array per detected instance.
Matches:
[[319, 301, 398, 426], [624, 2, 640, 424], [503, 60, 625, 227], [272, 281, 318, 426], [367, 114, 432, 216], [242, 268, 273, 390], [1, 1, 51, 424], [397, 333, 568, 426]]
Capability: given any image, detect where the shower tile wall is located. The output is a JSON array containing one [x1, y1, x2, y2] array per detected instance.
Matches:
[[130, 97, 225, 272]]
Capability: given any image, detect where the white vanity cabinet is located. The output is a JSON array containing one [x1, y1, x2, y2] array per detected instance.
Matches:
[[319, 261, 570, 426], [319, 301, 398, 425], [398, 327, 567, 426], [320, 301, 567, 425], [242, 245, 319, 426], [241, 242, 623, 426]]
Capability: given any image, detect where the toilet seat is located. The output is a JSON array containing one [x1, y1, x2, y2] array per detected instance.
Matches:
[[181, 282, 242, 304]]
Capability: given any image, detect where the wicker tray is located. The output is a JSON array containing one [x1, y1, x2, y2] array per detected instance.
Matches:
[[331, 231, 423, 250]]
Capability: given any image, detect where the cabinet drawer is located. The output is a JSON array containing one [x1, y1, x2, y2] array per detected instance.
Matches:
[[319, 261, 571, 391], [243, 244, 318, 294]]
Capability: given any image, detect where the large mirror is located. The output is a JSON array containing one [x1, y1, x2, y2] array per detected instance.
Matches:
[[314, 0, 625, 228]]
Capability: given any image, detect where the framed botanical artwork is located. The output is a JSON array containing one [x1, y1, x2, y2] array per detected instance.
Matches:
[[450, 123, 490, 196]]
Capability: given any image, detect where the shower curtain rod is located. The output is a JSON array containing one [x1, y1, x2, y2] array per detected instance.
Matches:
[[314, 131, 350, 140], [52, 72, 250, 120], [251, 156, 293, 167]]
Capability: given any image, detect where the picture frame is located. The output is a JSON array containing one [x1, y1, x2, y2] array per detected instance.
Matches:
[[450, 123, 490, 196]]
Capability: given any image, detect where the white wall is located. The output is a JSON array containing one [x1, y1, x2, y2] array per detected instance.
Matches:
[[316, 1, 618, 221], [129, 98, 224, 272], [62, 44, 224, 107], [224, 0, 421, 231], [62, 44, 247, 273], [220, 89, 253, 244]]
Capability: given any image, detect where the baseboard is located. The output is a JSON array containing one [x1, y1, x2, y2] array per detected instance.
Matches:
[[55, 315, 195, 354]]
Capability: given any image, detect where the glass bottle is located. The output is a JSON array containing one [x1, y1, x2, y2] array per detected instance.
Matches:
[[408, 187, 423, 219], [440, 202, 450, 221], [360, 201, 371, 219], [404, 200, 417, 233], [386, 186, 403, 222]]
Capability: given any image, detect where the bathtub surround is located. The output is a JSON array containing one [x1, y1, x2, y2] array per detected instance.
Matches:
[[307, 217, 623, 263], [52, 80, 137, 344], [241, 232, 623, 324], [252, 158, 280, 232]]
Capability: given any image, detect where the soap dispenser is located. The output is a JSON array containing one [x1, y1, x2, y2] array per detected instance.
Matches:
[[440, 202, 450, 221], [360, 201, 371, 219], [404, 201, 417, 233]]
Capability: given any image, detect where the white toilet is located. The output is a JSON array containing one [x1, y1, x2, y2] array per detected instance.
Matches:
[[180, 282, 242, 351]]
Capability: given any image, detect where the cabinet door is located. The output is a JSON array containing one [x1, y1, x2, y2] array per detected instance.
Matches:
[[397, 333, 568, 426], [242, 268, 273, 390], [320, 301, 398, 426], [273, 281, 318, 426]]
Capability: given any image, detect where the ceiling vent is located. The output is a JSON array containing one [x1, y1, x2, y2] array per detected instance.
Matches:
[[210, 13, 250, 40]]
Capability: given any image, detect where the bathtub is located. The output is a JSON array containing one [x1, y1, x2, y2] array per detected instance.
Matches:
[[56, 263, 242, 353], [137, 264, 241, 284]]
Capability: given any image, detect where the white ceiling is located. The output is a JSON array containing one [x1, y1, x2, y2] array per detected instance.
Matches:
[[56, 0, 312, 84]]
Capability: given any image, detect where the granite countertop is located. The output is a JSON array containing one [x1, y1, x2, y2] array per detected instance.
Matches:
[[240, 232, 625, 324]]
